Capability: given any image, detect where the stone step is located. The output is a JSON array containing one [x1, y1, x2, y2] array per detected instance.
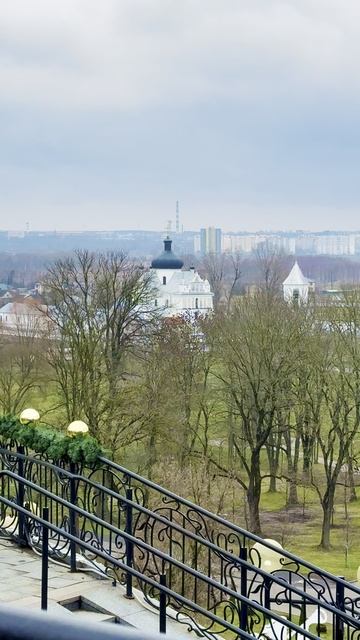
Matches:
[[70, 609, 118, 623], [0, 540, 193, 639]]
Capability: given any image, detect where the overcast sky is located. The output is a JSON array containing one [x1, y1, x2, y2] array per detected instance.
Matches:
[[1, 0, 360, 232]]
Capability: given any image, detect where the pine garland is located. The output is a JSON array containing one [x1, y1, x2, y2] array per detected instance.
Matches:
[[0, 416, 103, 465]]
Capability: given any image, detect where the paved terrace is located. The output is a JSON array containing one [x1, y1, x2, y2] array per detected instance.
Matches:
[[0, 538, 191, 637]]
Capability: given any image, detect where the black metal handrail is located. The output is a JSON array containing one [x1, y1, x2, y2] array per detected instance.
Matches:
[[0, 493, 256, 640], [3, 448, 358, 629], [2, 446, 360, 639], [98, 456, 360, 596], [2, 443, 357, 596], [0, 604, 167, 640], [0, 480, 253, 639], [0, 469, 324, 640]]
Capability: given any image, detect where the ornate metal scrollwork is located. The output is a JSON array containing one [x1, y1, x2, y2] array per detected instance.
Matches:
[[2, 445, 360, 640]]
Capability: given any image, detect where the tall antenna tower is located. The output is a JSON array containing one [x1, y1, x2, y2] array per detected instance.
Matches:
[[176, 201, 180, 234], [165, 219, 172, 236]]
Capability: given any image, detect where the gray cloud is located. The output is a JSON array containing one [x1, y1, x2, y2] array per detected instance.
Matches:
[[1, 1, 360, 109], [0, 1, 360, 231]]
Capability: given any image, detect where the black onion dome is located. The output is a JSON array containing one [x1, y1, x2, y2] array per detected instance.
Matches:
[[151, 237, 184, 269]]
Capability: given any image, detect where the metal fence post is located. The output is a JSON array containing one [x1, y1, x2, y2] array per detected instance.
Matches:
[[264, 576, 271, 610], [69, 462, 77, 572], [159, 573, 167, 634], [41, 507, 49, 611], [335, 578, 345, 640], [240, 547, 248, 632], [17, 445, 27, 546], [264, 574, 271, 625], [125, 488, 134, 598]]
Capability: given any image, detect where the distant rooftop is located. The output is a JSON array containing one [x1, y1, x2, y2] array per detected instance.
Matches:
[[151, 237, 184, 270], [283, 261, 312, 286]]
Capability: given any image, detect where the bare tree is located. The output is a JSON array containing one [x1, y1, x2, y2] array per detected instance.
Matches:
[[150, 316, 218, 468], [0, 314, 43, 415], [200, 253, 242, 310], [311, 290, 360, 549], [43, 249, 157, 449], [211, 291, 305, 534], [254, 242, 286, 294]]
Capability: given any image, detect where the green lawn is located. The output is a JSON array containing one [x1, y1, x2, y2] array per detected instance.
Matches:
[[259, 477, 360, 580]]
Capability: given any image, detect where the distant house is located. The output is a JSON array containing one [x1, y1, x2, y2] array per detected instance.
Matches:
[[33, 282, 44, 296], [0, 291, 13, 308], [0, 302, 48, 336]]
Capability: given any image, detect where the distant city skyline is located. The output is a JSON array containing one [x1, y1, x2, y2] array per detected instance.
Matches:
[[3, 217, 360, 234], [2, 203, 360, 234], [1, 2, 360, 231], [3, 227, 360, 259]]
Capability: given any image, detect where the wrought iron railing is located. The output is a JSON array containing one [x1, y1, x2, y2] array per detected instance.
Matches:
[[0, 448, 353, 632], [0, 468, 325, 640], [97, 457, 360, 620], [1, 442, 360, 639]]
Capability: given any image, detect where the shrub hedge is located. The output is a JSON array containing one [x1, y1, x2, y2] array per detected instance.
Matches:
[[0, 416, 103, 465]]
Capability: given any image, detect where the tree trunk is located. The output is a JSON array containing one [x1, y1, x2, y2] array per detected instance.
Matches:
[[179, 398, 191, 468], [269, 473, 277, 493], [320, 484, 336, 550], [302, 434, 314, 480], [266, 436, 280, 493], [284, 430, 299, 507], [347, 452, 357, 502], [228, 411, 235, 468], [146, 426, 157, 481], [246, 451, 262, 535], [287, 482, 298, 507]]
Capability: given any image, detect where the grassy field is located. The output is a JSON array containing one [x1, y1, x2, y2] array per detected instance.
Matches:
[[259, 476, 360, 580]]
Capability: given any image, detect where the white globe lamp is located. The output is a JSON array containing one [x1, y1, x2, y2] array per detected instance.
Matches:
[[20, 408, 40, 425], [67, 420, 89, 437], [251, 539, 285, 573]]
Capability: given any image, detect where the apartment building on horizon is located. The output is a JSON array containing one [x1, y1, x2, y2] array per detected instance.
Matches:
[[196, 227, 222, 255], [194, 230, 360, 256]]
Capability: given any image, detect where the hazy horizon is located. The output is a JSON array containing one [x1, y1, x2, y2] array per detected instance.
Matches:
[[1, 1, 360, 232], [3, 218, 360, 235]]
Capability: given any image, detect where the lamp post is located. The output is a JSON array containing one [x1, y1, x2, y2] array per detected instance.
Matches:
[[67, 420, 89, 572], [17, 408, 40, 545]]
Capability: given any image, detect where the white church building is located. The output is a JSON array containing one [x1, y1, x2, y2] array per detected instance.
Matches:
[[150, 237, 214, 318], [283, 261, 315, 303], [0, 302, 48, 336]]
